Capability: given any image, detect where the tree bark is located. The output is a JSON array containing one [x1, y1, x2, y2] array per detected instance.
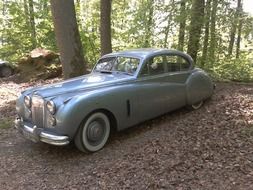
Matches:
[[208, 0, 218, 65], [236, 18, 242, 58], [144, 0, 154, 48], [100, 0, 112, 55], [236, 2, 243, 59], [177, 0, 186, 51], [1, 0, 6, 46], [50, 0, 87, 79], [28, 0, 37, 49], [187, 0, 205, 63], [201, 0, 211, 67], [163, 0, 175, 48], [228, 0, 242, 56]]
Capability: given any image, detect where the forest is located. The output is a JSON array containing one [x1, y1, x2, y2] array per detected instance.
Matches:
[[0, 1, 253, 189], [0, 0, 252, 81]]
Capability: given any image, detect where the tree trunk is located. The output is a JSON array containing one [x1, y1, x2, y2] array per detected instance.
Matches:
[[187, 0, 205, 63], [208, 0, 218, 65], [1, 0, 6, 46], [177, 0, 186, 51], [100, 0, 112, 55], [50, 0, 87, 79], [236, 2, 243, 59], [201, 0, 211, 67], [228, 0, 242, 56], [236, 18, 242, 58], [28, 0, 37, 49], [163, 0, 175, 48], [144, 0, 154, 48]]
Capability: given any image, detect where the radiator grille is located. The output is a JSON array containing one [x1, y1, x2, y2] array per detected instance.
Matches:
[[31, 96, 44, 128]]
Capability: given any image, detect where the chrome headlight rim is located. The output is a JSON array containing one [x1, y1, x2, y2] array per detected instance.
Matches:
[[46, 100, 56, 115], [24, 95, 31, 108]]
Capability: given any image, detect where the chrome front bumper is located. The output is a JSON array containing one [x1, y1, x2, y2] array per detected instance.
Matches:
[[15, 117, 69, 146]]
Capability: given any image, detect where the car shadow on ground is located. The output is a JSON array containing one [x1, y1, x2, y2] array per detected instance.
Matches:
[[10, 105, 196, 161]]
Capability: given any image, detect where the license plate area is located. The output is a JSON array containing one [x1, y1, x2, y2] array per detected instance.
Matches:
[[22, 129, 39, 143]]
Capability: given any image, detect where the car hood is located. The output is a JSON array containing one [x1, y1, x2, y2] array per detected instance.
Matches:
[[24, 72, 135, 98]]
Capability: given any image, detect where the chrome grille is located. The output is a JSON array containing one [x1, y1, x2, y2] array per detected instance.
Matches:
[[31, 96, 44, 128]]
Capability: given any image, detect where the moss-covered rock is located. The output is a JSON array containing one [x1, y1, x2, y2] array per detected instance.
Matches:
[[17, 48, 62, 82]]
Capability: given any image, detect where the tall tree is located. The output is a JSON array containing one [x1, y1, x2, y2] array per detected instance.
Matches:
[[236, 1, 243, 58], [187, 0, 205, 62], [177, 0, 187, 51], [50, 0, 87, 79], [208, 0, 218, 64], [100, 0, 112, 55], [1, 0, 6, 46], [144, 0, 154, 47], [228, 0, 242, 56], [201, 0, 211, 67], [28, 0, 37, 49]]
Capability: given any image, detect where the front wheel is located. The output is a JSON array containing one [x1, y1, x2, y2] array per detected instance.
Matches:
[[75, 112, 110, 153]]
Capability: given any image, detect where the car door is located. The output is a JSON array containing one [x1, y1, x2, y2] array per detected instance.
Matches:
[[135, 55, 169, 121], [162, 53, 192, 111], [136, 53, 192, 122]]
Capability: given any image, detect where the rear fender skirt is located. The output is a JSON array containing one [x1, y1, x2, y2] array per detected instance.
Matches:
[[186, 69, 214, 105]]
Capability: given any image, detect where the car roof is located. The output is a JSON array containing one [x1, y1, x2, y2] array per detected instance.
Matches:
[[103, 48, 185, 59]]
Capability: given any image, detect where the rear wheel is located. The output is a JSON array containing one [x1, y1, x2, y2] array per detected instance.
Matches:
[[191, 100, 204, 110], [75, 112, 110, 153]]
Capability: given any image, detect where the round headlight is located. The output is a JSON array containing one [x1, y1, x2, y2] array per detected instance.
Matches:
[[24, 96, 31, 108], [46, 100, 56, 114]]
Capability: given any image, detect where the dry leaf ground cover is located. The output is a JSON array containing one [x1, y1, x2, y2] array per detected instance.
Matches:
[[0, 75, 253, 190]]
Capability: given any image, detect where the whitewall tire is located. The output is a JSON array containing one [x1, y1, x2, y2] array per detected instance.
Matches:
[[191, 100, 204, 110], [75, 112, 110, 152]]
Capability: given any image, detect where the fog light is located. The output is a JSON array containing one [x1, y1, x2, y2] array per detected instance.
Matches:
[[48, 115, 56, 127]]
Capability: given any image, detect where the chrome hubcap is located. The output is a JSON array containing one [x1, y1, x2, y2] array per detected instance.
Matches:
[[87, 121, 104, 142]]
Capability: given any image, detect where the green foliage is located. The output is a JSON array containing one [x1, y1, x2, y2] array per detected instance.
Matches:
[[0, 0, 56, 63], [76, 0, 100, 66], [0, 118, 12, 129], [0, 2, 32, 61], [0, 0, 252, 82], [207, 53, 253, 82]]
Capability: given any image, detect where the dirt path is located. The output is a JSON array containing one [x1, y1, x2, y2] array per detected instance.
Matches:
[[0, 77, 253, 189]]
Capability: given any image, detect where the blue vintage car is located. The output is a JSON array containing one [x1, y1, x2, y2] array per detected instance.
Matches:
[[15, 48, 214, 152]]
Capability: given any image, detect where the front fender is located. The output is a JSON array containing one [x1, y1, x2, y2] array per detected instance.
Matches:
[[53, 86, 128, 140]]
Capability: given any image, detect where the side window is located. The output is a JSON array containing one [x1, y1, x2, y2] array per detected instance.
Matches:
[[165, 55, 190, 72], [114, 57, 140, 74], [140, 55, 165, 76]]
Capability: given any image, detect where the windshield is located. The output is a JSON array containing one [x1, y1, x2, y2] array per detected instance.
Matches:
[[94, 56, 140, 75]]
